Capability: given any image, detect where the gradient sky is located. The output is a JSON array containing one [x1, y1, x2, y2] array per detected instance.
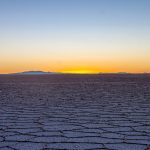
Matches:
[[0, 0, 150, 73]]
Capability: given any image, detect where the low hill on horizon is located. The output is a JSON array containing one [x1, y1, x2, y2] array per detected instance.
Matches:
[[10, 71, 61, 75]]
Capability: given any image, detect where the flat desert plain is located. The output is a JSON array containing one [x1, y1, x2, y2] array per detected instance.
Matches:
[[0, 74, 150, 150]]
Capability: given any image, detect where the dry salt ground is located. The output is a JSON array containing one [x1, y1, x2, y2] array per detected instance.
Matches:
[[0, 74, 150, 150]]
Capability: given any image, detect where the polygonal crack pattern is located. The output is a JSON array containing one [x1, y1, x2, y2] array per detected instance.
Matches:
[[0, 74, 150, 150]]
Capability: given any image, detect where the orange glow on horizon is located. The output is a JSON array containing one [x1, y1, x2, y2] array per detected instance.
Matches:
[[0, 60, 150, 74], [62, 69, 99, 74], [0, 66, 150, 74]]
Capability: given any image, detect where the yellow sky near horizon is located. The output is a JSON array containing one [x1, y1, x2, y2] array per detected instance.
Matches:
[[1, 39, 150, 74], [1, 34, 150, 74], [1, 54, 150, 74]]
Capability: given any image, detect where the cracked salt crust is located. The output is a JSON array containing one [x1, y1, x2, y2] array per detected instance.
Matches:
[[0, 74, 150, 150]]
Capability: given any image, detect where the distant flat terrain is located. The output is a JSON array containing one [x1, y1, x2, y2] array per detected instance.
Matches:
[[0, 74, 150, 150]]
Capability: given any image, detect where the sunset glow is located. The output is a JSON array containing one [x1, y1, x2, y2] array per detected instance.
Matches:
[[62, 69, 99, 74], [0, 0, 150, 74]]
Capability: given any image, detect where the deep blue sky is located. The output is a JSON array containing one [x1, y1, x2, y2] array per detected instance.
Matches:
[[1, 0, 150, 29], [0, 0, 150, 73]]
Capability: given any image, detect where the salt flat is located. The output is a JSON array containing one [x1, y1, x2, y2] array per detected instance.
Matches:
[[0, 74, 150, 150]]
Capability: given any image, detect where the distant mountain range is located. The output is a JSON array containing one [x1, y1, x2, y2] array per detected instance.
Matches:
[[0, 71, 149, 75], [12, 71, 61, 75]]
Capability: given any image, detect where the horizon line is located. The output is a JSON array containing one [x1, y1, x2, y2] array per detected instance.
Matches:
[[0, 70, 150, 75]]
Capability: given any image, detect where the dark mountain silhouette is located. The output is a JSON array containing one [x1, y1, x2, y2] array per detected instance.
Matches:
[[12, 71, 60, 75]]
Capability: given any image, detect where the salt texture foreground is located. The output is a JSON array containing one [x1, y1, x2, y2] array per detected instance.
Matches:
[[0, 74, 150, 150]]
